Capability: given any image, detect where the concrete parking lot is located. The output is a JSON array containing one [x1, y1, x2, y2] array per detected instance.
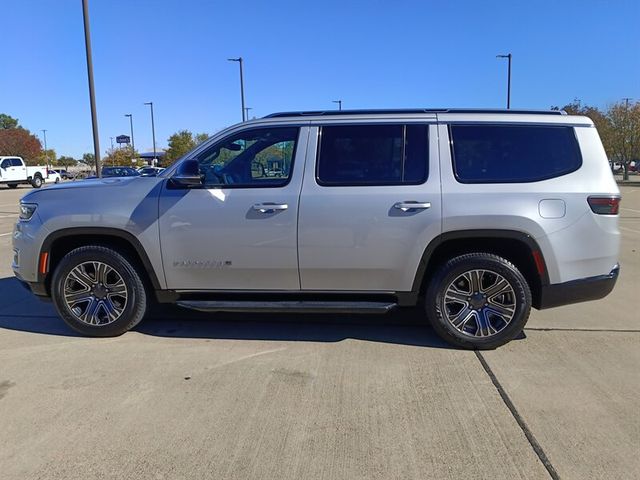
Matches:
[[0, 183, 638, 480]]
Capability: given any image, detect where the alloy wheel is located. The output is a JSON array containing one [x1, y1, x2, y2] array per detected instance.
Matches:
[[443, 269, 516, 338], [63, 261, 128, 326]]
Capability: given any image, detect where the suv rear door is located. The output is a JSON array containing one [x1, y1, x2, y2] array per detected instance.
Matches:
[[159, 125, 309, 290], [298, 120, 441, 291]]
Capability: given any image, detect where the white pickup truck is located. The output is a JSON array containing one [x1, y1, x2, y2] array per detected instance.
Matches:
[[0, 156, 48, 189]]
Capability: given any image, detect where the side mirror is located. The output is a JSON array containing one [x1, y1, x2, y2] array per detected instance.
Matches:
[[170, 159, 202, 187]]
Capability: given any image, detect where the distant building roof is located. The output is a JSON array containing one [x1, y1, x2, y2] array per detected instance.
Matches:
[[139, 151, 166, 159]]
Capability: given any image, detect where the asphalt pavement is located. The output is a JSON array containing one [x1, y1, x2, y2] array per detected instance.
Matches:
[[0, 183, 638, 480]]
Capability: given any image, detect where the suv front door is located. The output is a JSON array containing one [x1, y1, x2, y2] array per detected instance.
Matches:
[[159, 126, 308, 290], [298, 122, 441, 292]]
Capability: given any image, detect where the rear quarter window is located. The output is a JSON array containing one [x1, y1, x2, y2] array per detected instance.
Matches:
[[450, 124, 582, 183]]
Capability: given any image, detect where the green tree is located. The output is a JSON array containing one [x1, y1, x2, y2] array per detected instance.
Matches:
[[165, 130, 197, 165], [195, 132, 209, 145], [103, 147, 139, 167], [36, 148, 57, 167], [57, 156, 78, 168], [0, 114, 19, 129], [607, 100, 640, 180]]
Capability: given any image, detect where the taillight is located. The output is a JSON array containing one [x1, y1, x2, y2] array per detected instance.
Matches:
[[587, 196, 620, 215]]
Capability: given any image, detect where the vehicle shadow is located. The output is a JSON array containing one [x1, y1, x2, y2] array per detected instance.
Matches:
[[0, 277, 455, 348], [139, 303, 452, 349]]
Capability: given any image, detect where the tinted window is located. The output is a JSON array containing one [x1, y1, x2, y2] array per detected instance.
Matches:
[[451, 125, 582, 183], [11, 158, 23, 166], [1, 159, 11, 168], [317, 124, 428, 186], [195, 127, 298, 188]]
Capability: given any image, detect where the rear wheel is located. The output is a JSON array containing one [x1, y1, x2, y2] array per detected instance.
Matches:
[[425, 253, 531, 349], [51, 245, 148, 336], [31, 175, 43, 188]]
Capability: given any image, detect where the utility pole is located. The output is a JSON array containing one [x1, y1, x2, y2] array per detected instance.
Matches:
[[228, 57, 246, 121], [41, 129, 48, 168], [496, 53, 512, 109], [125, 113, 135, 153], [82, 0, 102, 177], [144, 102, 157, 165]]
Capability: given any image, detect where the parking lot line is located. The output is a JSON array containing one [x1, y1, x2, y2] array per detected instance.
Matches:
[[621, 207, 640, 213], [0, 232, 13, 237]]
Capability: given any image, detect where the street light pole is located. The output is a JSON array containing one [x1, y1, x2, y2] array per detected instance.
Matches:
[[82, 0, 102, 177], [144, 102, 156, 165], [228, 57, 246, 121], [244, 107, 252, 119], [496, 53, 512, 109], [110, 136, 114, 150], [125, 113, 135, 153], [332, 100, 342, 111], [41, 129, 48, 168]]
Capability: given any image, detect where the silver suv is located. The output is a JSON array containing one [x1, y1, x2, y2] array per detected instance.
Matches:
[[12, 109, 621, 349]]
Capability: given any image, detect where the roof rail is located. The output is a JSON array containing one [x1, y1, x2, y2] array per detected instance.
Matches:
[[263, 108, 566, 118]]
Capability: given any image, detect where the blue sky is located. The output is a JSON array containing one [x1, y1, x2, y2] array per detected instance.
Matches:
[[2, 0, 639, 158]]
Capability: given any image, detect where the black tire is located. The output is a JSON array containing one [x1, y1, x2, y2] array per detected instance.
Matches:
[[425, 253, 531, 350], [54, 177, 60, 183], [51, 245, 148, 337], [8, 183, 18, 189], [31, 175, 43, 188]]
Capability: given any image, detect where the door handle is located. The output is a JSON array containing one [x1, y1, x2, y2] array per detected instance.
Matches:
[[252, 203, 288, 213], [393, 201, 431, 212]]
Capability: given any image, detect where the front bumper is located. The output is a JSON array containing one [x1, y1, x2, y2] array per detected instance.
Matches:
[[538, 264, 619, 309], [15, 274, 49, 299]]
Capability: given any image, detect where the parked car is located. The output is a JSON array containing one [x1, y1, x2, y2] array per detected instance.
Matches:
[[610, 161, 624, 174], [86, 167, 141, 179], [137, 166, 165, 176], [12, 108, 621, 349], [0, 156, 48, 188], [45, 170, 61, 184], [54, 169, 75, 180]]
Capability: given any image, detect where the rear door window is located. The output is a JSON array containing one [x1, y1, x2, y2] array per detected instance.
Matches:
[[317, 124, 428, 186], [10, 158, 23, 166], [450, 125, 582, 183]]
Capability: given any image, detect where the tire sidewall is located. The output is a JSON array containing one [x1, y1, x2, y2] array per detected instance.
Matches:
[[32, 176, 42, 188], [426, 254, 531, 349], [52, 247, 146, 337]]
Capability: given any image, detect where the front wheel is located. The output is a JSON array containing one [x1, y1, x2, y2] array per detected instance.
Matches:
[[51, 245, 148, 336], [31, 175, 43, 188], [425, 253, 531, 350]]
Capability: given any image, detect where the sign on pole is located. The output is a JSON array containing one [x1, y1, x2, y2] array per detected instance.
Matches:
[[116, 135, 131, 144]]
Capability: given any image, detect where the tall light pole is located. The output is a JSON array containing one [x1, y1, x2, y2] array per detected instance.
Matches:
[[110, 136, 114, 150], [228, 57, 246, 121], [244, 107, 252, 120], [125, 113, 135, 154], [144, 102, 156, 165], [41, 129, 48, 168], [496, 53, 512, 109], [332, 100, 342, 111], [82, 0, 102, 177]]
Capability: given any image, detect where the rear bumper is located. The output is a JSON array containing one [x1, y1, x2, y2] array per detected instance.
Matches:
[[538, 264, 619, 309]]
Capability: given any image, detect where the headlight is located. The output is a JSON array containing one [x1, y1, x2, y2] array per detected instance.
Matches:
[[19, 203, 37, 221]]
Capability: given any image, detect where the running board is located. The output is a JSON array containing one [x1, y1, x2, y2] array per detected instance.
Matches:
[[176, 300, 398, 314]]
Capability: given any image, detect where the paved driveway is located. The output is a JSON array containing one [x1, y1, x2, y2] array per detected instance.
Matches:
[[0, 184, 638, 479]]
